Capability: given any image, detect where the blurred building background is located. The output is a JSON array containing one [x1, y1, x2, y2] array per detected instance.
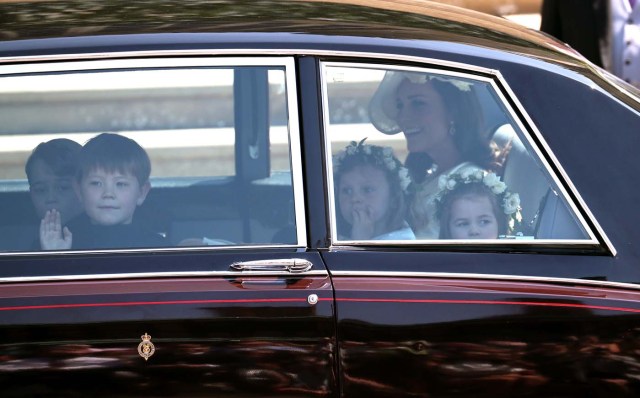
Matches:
[[431, 0, 542, 29]]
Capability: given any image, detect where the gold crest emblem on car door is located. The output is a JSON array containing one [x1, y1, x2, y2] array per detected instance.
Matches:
[[137, 333, 155, 361]]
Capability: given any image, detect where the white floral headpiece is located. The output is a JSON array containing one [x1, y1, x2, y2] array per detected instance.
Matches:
[[333, 139, 411, 193], [434, 169, 522, 231], [403, 72, 473, 91]]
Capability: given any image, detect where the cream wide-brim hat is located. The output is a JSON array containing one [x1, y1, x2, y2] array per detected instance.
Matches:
[[369, 71, 437, 135], [368, 71, 407, 135], [369, 71, 472, 135]]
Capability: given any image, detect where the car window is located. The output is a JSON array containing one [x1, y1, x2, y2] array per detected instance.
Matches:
[[322, 63, 593, 244], [0, 58, 304, 252]]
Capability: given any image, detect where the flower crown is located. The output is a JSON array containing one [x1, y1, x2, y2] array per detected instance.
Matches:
[[333, 139, 411, 193], [434, 169, 522, 231], [402, 72, 473, 91]]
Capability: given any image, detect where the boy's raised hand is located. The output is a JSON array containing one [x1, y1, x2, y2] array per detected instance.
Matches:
[[40, 209, 72, 250]]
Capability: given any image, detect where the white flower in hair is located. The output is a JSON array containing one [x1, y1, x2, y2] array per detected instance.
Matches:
[[438, 175, 448, 191], [430, 75, 473, 91], [491, 181, 507, 195], [460, 168, 475, 180], [480, 172, 507, 194], [503, 192, 521, 215], [483, 172, 500, 188], [404, 72, 429, 84], [434, 169, 523, 234], [446, 179, 457, 190], [398, 167, 411, 191], [385, 158, 396, 170], [332, 138, 411, 194]]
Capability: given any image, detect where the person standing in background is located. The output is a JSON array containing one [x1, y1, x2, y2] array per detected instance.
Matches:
[[607, 0, 640, 87], [541, 0, 640, 87], [540, 0, 607, 67]]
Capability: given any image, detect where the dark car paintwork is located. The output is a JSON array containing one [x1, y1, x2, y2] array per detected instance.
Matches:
[[0, 252, 336, 397], [1, 0, 640, 397], [335, 277, 640, 397]]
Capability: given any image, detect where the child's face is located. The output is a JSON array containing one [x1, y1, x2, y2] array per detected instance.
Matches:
[[29, 159, 83, 224], [78, 168, 149, 226], [448, 195, 499, 239], [338, 165, 391, 231]]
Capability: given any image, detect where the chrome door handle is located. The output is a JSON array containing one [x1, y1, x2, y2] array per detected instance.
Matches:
[[229, 258, 313, 273]]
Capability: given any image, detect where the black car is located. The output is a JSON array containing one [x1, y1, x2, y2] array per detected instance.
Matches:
[[1, 1, 639, 397]]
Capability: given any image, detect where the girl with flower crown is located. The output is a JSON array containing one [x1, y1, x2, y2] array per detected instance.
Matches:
[[333, 139, 415, 241], [369, 71, 503, 239], [434, 170, 522, 239]]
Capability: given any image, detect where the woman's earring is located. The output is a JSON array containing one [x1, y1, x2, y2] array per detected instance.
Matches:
[[448, 121, 456, 136]]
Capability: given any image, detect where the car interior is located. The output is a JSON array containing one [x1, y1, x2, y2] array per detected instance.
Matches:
[[324, 64, 590, 242], [492, 124, 586, 239], [0, 61, 591, 253], [0, 64, 298, 252]]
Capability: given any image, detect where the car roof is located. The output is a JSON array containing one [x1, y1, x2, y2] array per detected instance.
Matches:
[[0, 0, 579, 63]]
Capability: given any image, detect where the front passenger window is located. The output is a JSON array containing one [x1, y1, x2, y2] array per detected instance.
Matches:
[[323, 63, 594, 245]]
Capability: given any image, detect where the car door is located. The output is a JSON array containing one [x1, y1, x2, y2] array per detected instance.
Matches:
[[320, 59, 640, 397], [0, 56, 336, 397]]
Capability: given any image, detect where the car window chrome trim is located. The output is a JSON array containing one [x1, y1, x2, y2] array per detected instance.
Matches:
[[0, 243, 307, 258], [592, 67, 640, 110], [3, 243, 306, 256], [329, 270, 640, 292], [319, 61, 613, 255], [329, 239, 598, 246], [0, 269, 329, 284], [0, 56, 307, 255], [282, 58, 308, 247], [0, 56, 304, 74], [0, 48, 497, 75]]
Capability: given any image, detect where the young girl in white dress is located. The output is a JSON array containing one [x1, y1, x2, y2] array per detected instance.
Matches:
[[434, 170, 522, 240], [333, 140, 414, 241]]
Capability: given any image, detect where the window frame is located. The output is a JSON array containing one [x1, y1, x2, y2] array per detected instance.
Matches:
[[320, 60, 612, 253], [0, 56, 307, 255]]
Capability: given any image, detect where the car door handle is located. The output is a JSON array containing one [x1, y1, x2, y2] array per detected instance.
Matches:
[[229, 258, 313, 273]]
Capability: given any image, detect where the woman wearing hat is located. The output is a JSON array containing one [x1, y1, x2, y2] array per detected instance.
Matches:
[[369, 71, 499, 239]]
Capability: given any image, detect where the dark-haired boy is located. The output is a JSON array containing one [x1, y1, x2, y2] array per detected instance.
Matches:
[[40, 133, 164, 250], [26, 138, 83, 226]]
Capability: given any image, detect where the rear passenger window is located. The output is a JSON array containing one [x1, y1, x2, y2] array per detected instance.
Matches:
[[322, 63, 596, 245], [0, 58, 304, 252]]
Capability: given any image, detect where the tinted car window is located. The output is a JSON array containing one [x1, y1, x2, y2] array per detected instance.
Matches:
[[0, 59, 302, 252], [323, 63, 592, 244]]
